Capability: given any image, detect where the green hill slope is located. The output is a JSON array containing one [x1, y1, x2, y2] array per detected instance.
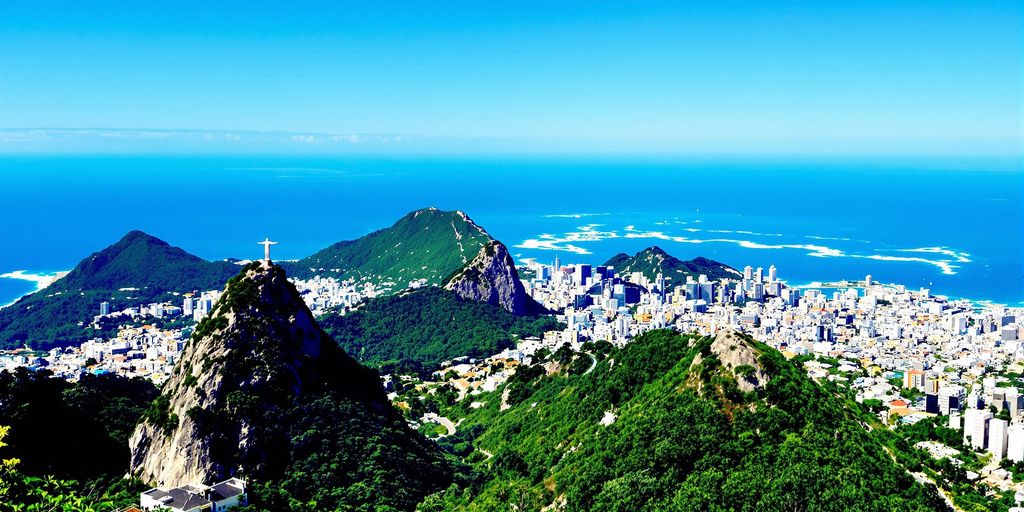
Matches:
[[286, 208, 492, 285], [423, 329, 947, 511], [604, 246, 739, 289], [319, 287, 562, 374], [0, 231, 239, 350]]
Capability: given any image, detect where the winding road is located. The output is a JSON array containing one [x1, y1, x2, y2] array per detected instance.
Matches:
[[582, 351, 597, 375], [422, 413, 457, 436]]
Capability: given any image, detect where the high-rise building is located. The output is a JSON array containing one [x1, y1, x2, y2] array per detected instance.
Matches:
[[578, 264, 592, 284], [99, 301, 110, 316], [743, 266, 753, 281], [755, 267, 763, 283], [751, 282, 764, 301], [716, 280, 728, 304], [938, 385, 965, 415], [964, 408, 992, 449], [903, 369, 926, 390], [699, 282, 715, 303], [865, 274, 873, 287], [1008, 424, 1024, 462], [684, 281, 699, 301], [990, 418, 1009, 459], [768, 265, 777, 283], [993, 388, 1024, 417]]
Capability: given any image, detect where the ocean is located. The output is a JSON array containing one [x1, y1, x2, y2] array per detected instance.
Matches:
[[0, 154, 1021, 306]]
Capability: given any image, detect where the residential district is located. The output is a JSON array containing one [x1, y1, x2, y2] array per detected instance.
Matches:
[[3, 256, 1024, 506]]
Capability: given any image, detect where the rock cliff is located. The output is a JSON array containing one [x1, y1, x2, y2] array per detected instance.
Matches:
[[128, 261, 393, 488], [444, 240, 544, 316]]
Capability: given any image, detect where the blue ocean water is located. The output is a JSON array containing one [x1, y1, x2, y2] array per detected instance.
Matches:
[[0, 154, 1020, 305]]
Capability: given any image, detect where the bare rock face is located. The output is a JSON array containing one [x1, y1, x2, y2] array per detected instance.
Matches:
[[707, 330, 770, 393], [444, 240, 535, 316], [129, 262, 385, 488]]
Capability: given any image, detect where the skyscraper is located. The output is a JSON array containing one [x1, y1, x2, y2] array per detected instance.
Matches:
[[1008, 424, 1024, 462], [964, 408, 992, 449], [755, 267, 763, 283], [990, 418, 1009, 459], [99, 301, 110, 316], [768, 265, 777, 283]]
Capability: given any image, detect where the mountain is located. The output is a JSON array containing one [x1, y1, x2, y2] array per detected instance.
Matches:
[[287, 208, 492, 284], [53, 230, 237, 293], [422, 329, 947, 510], [319, 287, 562, 374], [0, 231, 240, 350], [604, 246, 740, 289], [287, 208, 541, 314], [444, 239, 546, 315], [129, 261, 456, 510]]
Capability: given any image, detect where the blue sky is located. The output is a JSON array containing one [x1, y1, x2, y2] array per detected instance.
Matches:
[[0, 1, 1020, 155]]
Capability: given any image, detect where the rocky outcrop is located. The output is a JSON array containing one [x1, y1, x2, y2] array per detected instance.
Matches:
[[129, 261, 387, 488], [444, 240, 542, 316], [691, 330, 770, 394]]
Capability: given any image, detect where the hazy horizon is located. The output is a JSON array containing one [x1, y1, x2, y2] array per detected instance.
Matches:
[[1, 1, 1020, 157]]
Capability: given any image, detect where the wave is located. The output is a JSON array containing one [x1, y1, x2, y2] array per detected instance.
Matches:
[[514, 225, 970, 275], [0, 270, 70, 308], [543, 212, 610, 219]]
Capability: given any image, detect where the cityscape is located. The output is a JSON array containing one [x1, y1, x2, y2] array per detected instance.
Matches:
[[4, 243, 1023, 506], [0, 1, 1019, 511]]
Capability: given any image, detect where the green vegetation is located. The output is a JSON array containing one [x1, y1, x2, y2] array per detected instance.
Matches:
[[0, 424, 146, 512], [604, 246, 738, 289], [143, 263, 461, 511], [423, 330, 946, 510], [319, 287, 562, 374], [0, 368, 156, 511], [0, 368, 158, 481], [285, 208, 492, 284], [0, 230, 238, 350]]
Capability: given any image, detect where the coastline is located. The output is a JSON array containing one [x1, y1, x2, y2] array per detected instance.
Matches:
[[0, 270, 69, 308]]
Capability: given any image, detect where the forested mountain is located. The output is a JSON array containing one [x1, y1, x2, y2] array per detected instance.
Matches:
[[287, 207, 541, 315], [286, 208, 492, 284], [129, 261, 457, 510], [422, 329, 948, 511], [319, 287, 561, 374], [0, 209, 538, 350], [0, 230, 239, 349], [604, 246, 739, 289]]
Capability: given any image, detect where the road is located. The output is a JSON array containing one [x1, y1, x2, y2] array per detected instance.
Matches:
[[582, 351, 597, 375], [422, 413, 456, 436]]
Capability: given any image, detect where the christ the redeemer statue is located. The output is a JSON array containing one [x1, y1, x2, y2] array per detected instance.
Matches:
[[258, 237, 278, 263]]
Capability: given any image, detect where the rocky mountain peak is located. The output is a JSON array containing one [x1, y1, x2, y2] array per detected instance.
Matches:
[[129, 261, 386, 488], [444, 240, 542, 315]]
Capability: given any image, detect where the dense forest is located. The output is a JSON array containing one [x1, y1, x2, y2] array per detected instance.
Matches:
[[319, 287, 562, 373], [0, 368, 158, 510], [421, 329, 948, 511]]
